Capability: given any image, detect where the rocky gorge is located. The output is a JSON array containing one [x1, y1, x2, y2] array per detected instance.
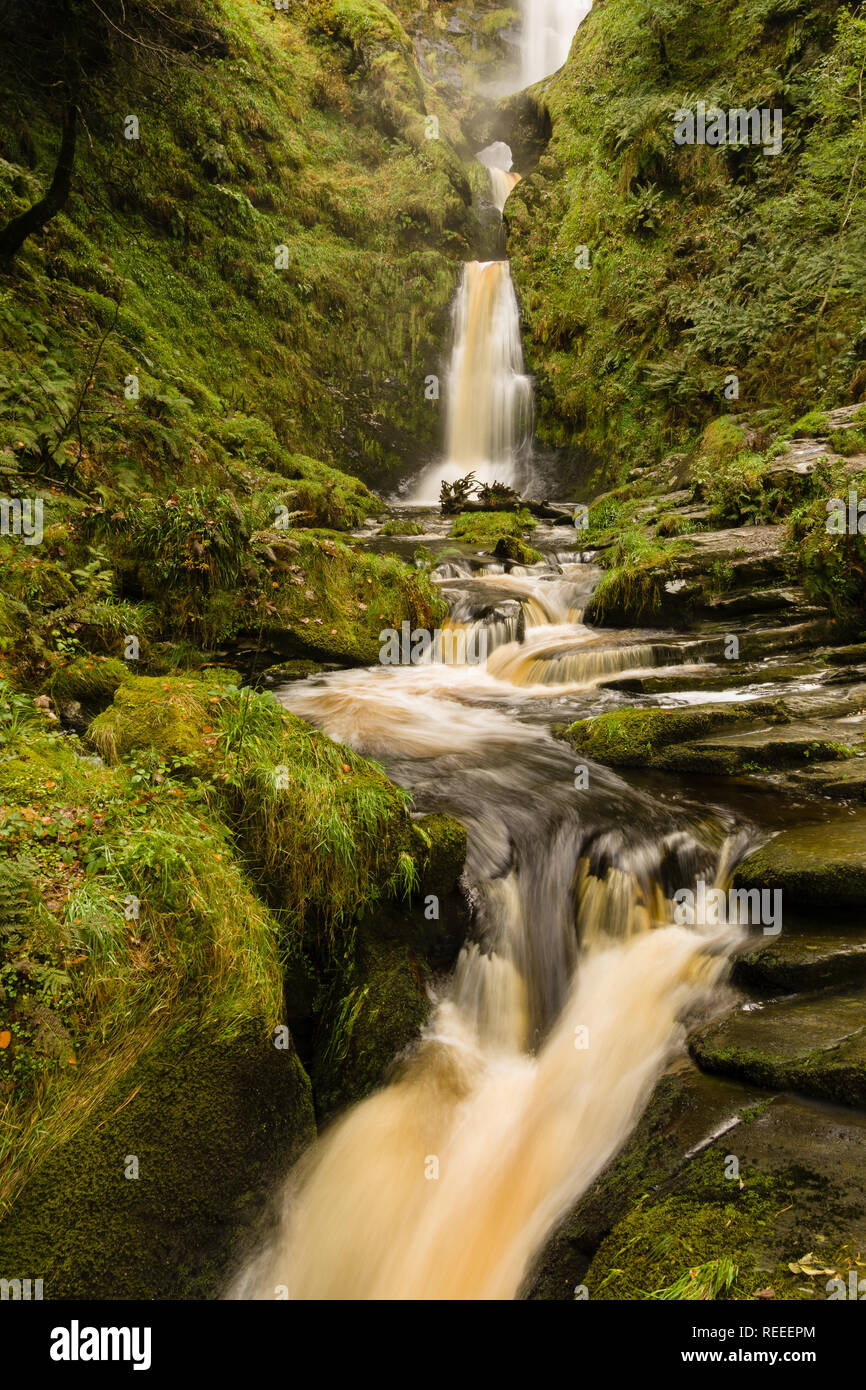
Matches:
[[0, 0, 864, 1306]]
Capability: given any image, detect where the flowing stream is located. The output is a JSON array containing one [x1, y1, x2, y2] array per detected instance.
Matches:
[[231, 557, 758, 1299], [230, 0, 757, 1301]]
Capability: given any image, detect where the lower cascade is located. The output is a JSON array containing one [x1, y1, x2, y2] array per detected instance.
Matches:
[[230, 554, 755, 1300]]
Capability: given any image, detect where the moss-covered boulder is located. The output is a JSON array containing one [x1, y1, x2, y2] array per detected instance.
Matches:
[[450, 510, 537, 547], [87, 673, 220, 765], [0, 1020, 314, 1299], [45, 655, 131, 715], [493, 534, 544, 565], [564, 704, 775, 768]]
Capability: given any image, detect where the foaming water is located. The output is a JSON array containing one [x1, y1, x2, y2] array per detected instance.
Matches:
[[232, 922, 737, 1301], [412, 260, 533, 502], [230, 549, 756, 1301]]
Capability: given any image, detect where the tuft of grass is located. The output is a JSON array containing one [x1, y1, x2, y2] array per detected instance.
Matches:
[[648, 1256, 739, 1301], [450, 509, 536, 545]]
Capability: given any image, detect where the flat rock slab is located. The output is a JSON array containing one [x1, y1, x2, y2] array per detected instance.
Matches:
[[682, 525, 786, 561], [704, 586, 824, 621], [656, 718, 866, 773], [734, 934, 866, 992], [734, 817, 866, 906], [689, 988, 866, 1107], [782, 758, 866, 802], [602, 660, 825, 696]]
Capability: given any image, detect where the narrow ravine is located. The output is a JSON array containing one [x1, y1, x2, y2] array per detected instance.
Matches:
[[231, 526, 762, 1298], [227, 0, 774, 1300]]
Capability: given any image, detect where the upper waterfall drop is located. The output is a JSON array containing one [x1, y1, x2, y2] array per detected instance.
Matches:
[[519, 0, 593, 88]]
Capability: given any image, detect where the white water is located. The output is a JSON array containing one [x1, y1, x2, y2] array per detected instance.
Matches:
[[411, 258, 533, 502], [477, 141, 522, 213], [520, 0, 593, 87], [230, 560, 749, 1300]]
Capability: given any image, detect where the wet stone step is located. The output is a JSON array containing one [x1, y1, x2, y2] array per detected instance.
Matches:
[[531, 1060, 866, 1300], [734, 934, 866, 993], [699, 587, 826, 620], [600, 660, 825, 695], [781, 759, 866, 802], [733, 816, 866, 908], [653, 718, 866, 775], [688, 987, 866, 1108]]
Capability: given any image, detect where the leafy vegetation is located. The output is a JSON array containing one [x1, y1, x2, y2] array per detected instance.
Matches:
[[509, 0, 866, 491]]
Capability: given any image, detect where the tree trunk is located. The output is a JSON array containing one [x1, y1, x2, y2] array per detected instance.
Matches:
[[0, 77, 78, 261]]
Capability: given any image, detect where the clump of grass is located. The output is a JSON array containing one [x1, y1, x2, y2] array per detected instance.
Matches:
[[450, 509, 536, 545], [589, 528, 683, 623], [88, 674, 419, 962], [648, 1256, 739, 1301], [787, 457, 866, 619], [216, 690, 416, 959]]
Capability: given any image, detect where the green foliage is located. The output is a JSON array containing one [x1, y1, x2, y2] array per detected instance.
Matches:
[[509, 0, 866, 485], [693, 448, 786, 524], [0, 0, 472, 502], [787, 456, 866, 617]]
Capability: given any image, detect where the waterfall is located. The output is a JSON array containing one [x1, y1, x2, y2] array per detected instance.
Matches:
[[477, 141, 521, 214], [411, 258, 533, 502], [230, 553, 752, 1301], [410, 145, 532, 503], [519, 0, 593, 87], [446, 261, 533, 479]]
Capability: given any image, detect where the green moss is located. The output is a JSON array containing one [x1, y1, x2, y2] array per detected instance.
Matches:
[[310, 936, 429, 1118], [411, 812, 467, 898], [0, 1019, 314, 1298], [734, 822, 866, 907], [450, 509, 536, 545], [564, 704, 761, 767], [0, 0, 472, 506], [493, 534, 544, 564], [45, 655, 131, 710], [586, 1154, 806, 1301], [87, 674, 216, 765], [793, 409, 830, 436], [380, 517, 425, 536]]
